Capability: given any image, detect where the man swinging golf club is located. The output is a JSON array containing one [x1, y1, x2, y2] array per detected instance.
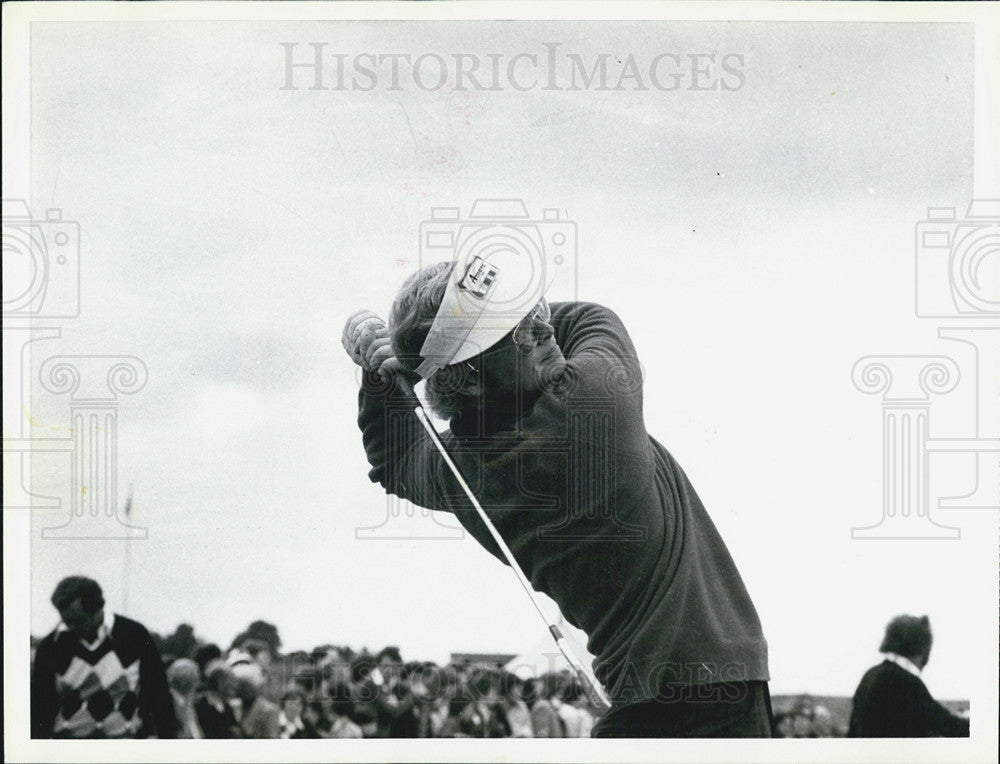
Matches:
[[342, 241, 772, 737]]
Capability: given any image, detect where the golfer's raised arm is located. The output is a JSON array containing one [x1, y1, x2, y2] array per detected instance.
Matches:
[[342, 309, 448, 511]]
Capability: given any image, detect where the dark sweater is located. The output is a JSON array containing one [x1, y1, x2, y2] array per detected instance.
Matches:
[[31, 614, 177, 738], [848, 660, 969, 737], [357, 302, 769, 708]]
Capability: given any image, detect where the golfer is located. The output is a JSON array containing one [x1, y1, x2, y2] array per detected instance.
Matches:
[[343, 251, 771, 737]]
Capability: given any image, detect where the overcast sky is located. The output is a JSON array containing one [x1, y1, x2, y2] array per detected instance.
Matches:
[[18, 19, 994, 701]]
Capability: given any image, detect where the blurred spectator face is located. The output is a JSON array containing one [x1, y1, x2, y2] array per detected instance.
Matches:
[[322, 656, 352, 687], [57, 598, 103, 641], [811, 706, 833, 737], [205, 661, 236, 697], [303, 701, 322, 727], [167, 658, 200, 697], [283, 695, 304, 722], [378, 656, 403, 685], [775, 714, 794, 738], [232, 662, 265, 704], [792, 713, 813, 738]]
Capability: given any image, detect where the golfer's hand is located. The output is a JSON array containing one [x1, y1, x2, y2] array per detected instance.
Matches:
[[342, 309, 404, 379]]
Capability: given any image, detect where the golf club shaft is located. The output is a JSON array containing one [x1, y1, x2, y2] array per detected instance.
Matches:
[[401, 391, 612, 712]]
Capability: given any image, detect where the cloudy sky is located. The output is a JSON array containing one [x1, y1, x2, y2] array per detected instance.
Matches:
[[12, 16, 996, 710]]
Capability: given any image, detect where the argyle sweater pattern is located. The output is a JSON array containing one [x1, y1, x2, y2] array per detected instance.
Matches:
[[31, 614, 176, 738]]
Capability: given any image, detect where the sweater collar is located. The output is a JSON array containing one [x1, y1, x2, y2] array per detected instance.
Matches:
[[883, 652, 922, 677]]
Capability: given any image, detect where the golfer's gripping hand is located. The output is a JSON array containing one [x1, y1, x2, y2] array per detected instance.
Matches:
[[342, 309, 405, 380]]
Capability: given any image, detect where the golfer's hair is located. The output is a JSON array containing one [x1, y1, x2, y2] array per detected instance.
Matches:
[[51, 575, 104, 614], [879, 614, 932, 661], [389, 261, 470, 420]]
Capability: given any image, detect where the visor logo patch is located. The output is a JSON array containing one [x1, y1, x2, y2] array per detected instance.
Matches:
[[458, 256, 500, 299]]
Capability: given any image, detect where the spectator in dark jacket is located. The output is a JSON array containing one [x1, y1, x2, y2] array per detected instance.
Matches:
[[30, 576, 177, 739], [848, 614, 969, 737], [195, 659, 240, 738]]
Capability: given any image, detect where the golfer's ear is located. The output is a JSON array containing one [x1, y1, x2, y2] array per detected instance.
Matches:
[[458, 374, 483, 396]]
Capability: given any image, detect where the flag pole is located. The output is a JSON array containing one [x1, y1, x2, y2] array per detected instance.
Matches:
[[122, 483, 134, 615]]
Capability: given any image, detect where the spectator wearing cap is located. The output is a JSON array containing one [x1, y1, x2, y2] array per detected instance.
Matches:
[[195, 659, 240, 738], [848, 614, 969, 737], [166, 658, 203, 738], [31, 576, 177, 739], [230, 653, 281, 738]]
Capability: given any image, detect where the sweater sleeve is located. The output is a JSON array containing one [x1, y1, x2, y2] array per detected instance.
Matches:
[[551, 303, 651, 460], [30, 635, 58, 738], [917, 683, 970, 737], [357, 369, 454, 512]]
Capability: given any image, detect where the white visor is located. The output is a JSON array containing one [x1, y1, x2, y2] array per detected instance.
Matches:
[[414, 233, 559, 379]]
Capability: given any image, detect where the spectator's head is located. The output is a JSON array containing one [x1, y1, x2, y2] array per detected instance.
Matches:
[[167, 658, 200, 698], [791, 712, 813, 738], [774, 712, 795, 738], [811, 705, 834, 737], [231, 656, 266, 704], [194, 643, 223, 677], [236, 637, 274, 669], [535, 672, 564, 701], [410, 662, 447, 703], [281, 690, 305, 722], [319, 646, 353, 687], [520, 675, 539, 707], [51, 576, 105, 641], [880, 614, 933, 668], [204, 659, 236, 697], [561, 678, 585, 704], [466, 665, 497, 701], [376, 646, 404, 683], [499, 671, 523, 703], [350, 651, 376, 684], [389, 261, 558, 419]]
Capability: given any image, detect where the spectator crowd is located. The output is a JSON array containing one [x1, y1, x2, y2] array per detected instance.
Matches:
[[31, 609, 601, 739], [166, 638, 599, 739], [30, 577, 969, 740]]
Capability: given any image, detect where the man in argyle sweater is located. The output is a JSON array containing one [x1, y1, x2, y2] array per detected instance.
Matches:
[[31, 576, 177, 739]]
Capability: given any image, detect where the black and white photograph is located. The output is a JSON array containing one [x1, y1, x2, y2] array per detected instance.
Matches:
[[3, 2, 998, 762]]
